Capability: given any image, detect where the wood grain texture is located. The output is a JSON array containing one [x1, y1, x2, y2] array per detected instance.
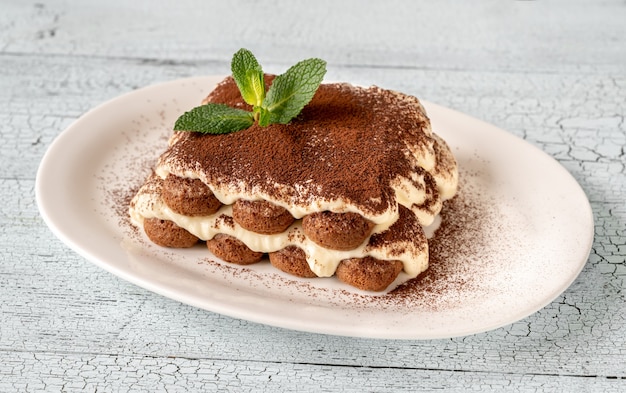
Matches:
[[1, 0, 625, 391], [2, 0, 624, 72]]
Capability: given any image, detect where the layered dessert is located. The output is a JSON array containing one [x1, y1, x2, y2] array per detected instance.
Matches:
[[129, 74, 458, 291]]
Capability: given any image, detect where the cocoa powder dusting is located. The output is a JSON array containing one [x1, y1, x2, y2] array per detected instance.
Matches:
[[160, 76, 434, 216], [356, 169, 503, 311], [366, 204, 427, 256]]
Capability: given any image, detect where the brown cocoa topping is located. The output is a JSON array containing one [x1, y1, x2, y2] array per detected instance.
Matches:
[[159, 76, 433, 217], [367, 205, 426, 256]]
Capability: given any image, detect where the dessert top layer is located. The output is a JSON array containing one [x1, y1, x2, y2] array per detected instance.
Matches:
[[156, 76, 455, 223]]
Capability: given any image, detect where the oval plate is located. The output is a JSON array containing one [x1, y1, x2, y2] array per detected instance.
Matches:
[[36, 76, 594, 339]]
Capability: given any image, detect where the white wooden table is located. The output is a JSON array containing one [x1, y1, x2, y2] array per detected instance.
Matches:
[[2, 0, 625, 391]]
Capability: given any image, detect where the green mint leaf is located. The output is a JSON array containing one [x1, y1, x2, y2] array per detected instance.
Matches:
[[174, 103, 254, 134], [231, 48, 265, 107], [262, 58, 327, 124]]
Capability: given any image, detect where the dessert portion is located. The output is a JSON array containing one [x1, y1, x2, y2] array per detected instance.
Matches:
[[130, 66, 457, 291]]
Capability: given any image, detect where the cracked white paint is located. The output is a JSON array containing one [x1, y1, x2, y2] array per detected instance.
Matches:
[[0, 352, 625, 392], [1, 0, 625, 391]]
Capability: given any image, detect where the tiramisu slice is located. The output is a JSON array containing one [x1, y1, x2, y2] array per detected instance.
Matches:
[[129, 51, 457, 291]]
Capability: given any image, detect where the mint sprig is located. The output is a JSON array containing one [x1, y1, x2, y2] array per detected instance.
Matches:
[[173, 48, 327, 134]]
